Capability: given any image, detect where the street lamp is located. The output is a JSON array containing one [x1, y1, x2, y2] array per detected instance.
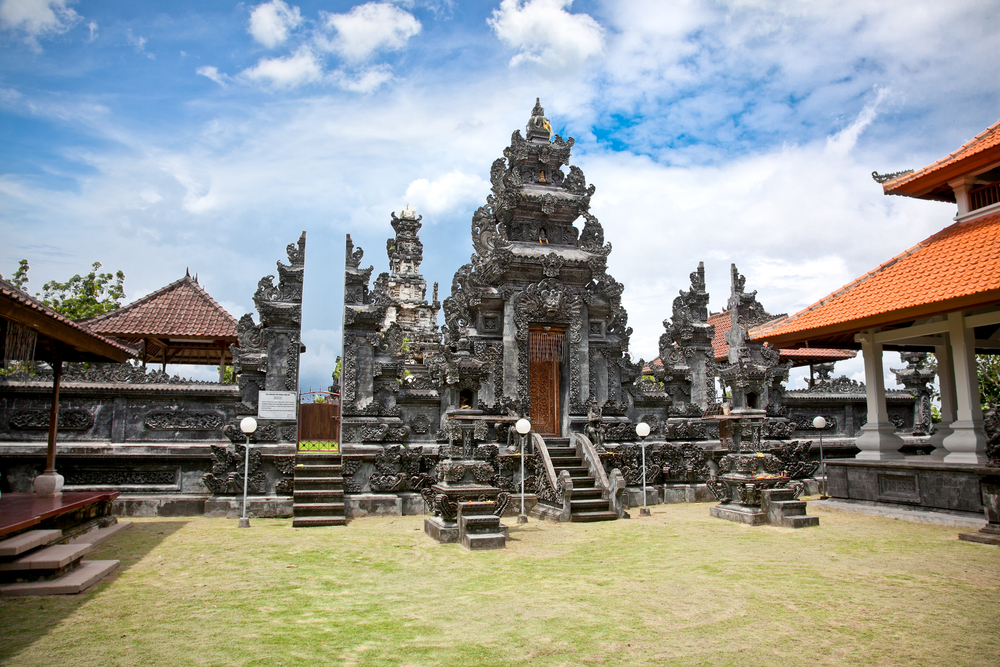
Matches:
[[635, 422, 651, 516], [515, 418, 531, 524], [813, 416, 827, 499], [239, 417, 258, 528]]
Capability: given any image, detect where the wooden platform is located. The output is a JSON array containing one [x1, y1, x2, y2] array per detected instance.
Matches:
[[0, 492, 119, 539]]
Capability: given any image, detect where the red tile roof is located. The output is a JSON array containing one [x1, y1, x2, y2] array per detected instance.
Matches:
[[85, 274, 237, 340], [0, 279, 137, 362], [708, 311, 854, 366], [882, 118, 1000, 201], [753, 210, 1000, 347]]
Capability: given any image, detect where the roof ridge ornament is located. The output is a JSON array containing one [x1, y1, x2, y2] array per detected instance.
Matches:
[[872, 169, 913, 184]]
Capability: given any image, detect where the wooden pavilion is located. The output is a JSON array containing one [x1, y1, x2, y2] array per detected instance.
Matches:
[[84, 271, 238, 382]]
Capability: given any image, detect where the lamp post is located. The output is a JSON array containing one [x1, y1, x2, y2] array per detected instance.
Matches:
[[515, 418, 532, 524], [635, 422, 651, 516], [812, 416, 827, 499], [239, 417, 257, 528]]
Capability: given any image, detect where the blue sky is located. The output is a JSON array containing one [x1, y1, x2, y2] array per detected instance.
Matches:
[[2, 0, 999, 392]]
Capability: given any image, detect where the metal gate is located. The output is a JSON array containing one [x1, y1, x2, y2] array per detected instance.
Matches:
[[298, 391, 341, 451]]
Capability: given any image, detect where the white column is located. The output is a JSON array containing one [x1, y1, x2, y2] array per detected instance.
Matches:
[[926, 337, 955, 459], [948, 175, 978, 217], [942, 311, 988, 463], [855, 331, 905, 460]]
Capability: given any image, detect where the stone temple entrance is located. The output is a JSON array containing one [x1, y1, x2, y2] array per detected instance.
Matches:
[[529, 327, 563, 436]]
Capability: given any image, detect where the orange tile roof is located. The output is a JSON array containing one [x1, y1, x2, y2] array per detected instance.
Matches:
[[1, 279, 137, 361], [708, 311, 853, 366], [86, 274, 237, 340], [753, 210, 1000, 347], [882, 118, 1000, 200]]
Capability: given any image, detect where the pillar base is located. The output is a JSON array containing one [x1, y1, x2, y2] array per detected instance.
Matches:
[[942, 420, 989, 464], [854, 423, 905, 460], [923, 424, 953, 460], [33, 471, 64, 497]]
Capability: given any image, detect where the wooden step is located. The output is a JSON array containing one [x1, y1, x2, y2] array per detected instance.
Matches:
[[0, 530, 62, 557], [292, 517, 347, 527], [69, 522, 132, 548], [0, 560, 119, 597], [570, 511, 619, 523], [0, 543, 91, 572]]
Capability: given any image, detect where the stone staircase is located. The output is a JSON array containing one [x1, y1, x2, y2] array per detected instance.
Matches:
[[542, 437, 619, 522], [292, 451, 347, 527], [763, 488, 820, 528], [457, 501, 508, 550], [0, 522, 131, 597]]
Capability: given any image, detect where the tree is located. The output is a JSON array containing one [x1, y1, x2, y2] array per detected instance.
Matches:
[[40, 262, 126, 320], [3, 259, 126, 320], [925, 352, 1000, 411]]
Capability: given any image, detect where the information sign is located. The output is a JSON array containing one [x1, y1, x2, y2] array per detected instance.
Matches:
[[258, 391, 298, 420]]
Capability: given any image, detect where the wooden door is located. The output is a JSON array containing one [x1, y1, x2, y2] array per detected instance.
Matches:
[[529, 328, 563, 436], [298, 395, 341, 451]]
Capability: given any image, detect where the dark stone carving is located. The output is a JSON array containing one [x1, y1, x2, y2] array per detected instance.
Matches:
[[772, 440, 820, 479], [63, 469, 176, 485], [144, 411, 223, 431], [202, 443, 266, 495], [10, 409, 94, 430]]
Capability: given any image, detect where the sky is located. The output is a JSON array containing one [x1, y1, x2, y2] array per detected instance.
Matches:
[[1, 0, 999, 394]]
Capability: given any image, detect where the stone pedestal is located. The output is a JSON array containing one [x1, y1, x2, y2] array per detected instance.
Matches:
[[421, 458, 509, 548], [959, 474, 1000, 545], [33, 471, 64, 497]]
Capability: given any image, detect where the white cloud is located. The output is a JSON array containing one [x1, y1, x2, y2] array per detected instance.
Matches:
[[196, 66, 229, 87], [248, 0, 302, 49], [127, 30, 153, 59], [330, 64, 394, 93], [85, 20, 95, 41], [0, 0, 80, 49], [240, 47, 323, 89], [489, 0, 604, 70], [404, 171, 489, 217], [319, 2, 420, 62]]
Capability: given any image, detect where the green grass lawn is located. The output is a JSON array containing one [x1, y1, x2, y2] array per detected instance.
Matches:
[[2, 503, 998, 667]]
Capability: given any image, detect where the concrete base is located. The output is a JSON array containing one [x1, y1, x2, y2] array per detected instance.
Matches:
[[624, 486, 659, 507], [238, 518, 251, 528], [958, 524, 1000, 545], [424, 516, 459, 544], [855, 422, 906, 460], [0, 559, 119, 597], [32, 471, 64, 497], [399, 492, 428, 516], [113, 494, 210, 517], [203, 496, 293, 519], [345, 493, 402, 518], [710, 504, 767, 525], [813, 499, 987, 528], [826, 459, 986, 515]]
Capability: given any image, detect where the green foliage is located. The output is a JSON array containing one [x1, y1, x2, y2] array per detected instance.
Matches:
[[926, 352, 1000, 410], [34, 261, 126, 320], [333, 356, 342, 381], [0, 259, 31, 290], [313, 395, 326, 404], [215, 365, 235, 384]]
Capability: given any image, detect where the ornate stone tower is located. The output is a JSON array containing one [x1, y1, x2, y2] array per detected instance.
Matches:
[[659, 262, 716, 411], [380, 206, 440, 356], [441, 99, 638, 436]]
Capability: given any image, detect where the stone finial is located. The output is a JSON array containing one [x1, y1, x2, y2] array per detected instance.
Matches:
[[526, 97, 552, 142], [400, 203, 417, 220]]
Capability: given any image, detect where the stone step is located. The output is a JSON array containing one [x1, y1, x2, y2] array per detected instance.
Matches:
[[773, 501, 807, 516], [550, 457, 582, 466], [461, 532, 506, 550], [0, 560, 120, 597], [292, 503, 346, 517], [569, 479, 597, 489], [569, 511, 619, 523], [571, 499, 613, 512], [69, 522, 132, 548], [0, 543, 91, 572], [292, 517, 348, 527], [0, 530, 62, 558], [296, 452, 343, 461], [572, 488, 604, 500], [546, 447, 576, 457], [782, 515, 820, 529]]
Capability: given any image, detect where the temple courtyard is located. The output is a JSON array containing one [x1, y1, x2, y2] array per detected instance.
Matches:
[[0, 503, 997, 667]]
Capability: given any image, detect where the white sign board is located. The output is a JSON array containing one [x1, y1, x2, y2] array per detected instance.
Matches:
[[258, 391, 298, 420]]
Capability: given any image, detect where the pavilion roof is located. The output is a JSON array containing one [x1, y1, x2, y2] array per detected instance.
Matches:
[[0, 279, 136, 364], [707, 310, 854, 367], [86, 273, 237, 340], [751, 210, 1000, 348], [881, 118, 1000, 202]]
